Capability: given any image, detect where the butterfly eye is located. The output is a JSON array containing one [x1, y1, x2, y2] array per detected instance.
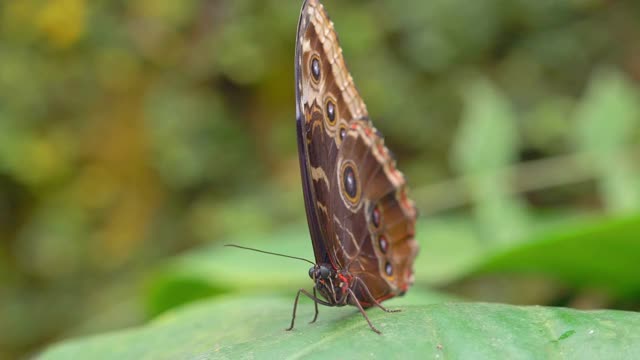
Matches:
[[385, 262, 393, 276], [336, 123, 348, 147], [341, 163, 359, 202], [339, 127, 347, 141], [371, 205, 381, 228], [309, 267, 315, 279], [378, 235, 388, 254], [325, 98, 336, 124], [310, 55, 321, 82]]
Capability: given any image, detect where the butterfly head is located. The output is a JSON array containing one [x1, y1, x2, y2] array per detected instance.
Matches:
[[308, 264, 331, 281]]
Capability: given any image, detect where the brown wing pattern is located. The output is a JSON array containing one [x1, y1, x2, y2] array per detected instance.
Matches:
[[335, 120, 418, 304], [295, 0, 418, 303], [296, 0, 368, 124]]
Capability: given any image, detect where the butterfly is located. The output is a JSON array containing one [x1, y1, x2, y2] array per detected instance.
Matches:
[[292, 0, 419, 334]]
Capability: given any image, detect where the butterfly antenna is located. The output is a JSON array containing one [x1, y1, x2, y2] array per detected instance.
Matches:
[[224, 244, 315, 265]]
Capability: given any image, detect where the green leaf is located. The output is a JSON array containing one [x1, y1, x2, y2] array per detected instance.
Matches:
[[469, 214, 640, 298], [40, 293, 640, 360], [146, 212, 640, 318]]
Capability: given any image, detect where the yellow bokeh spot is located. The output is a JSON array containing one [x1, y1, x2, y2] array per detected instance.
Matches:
[[37, 0, 86, 48]]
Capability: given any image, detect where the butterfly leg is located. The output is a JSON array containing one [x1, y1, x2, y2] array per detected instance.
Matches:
[[286, 288, 331, 331], [347, 288, 382, 334], [309, 287, 319, 324], [355, 277, 401, 313]]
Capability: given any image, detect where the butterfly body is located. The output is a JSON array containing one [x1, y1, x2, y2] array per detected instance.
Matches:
[[308, 264, 351, 306], [291, 0, 418, 334]]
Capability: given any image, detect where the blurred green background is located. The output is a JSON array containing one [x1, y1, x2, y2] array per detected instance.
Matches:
[[1, 0, 640, 358]]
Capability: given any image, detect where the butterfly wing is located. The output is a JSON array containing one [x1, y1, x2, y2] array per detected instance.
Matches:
[[295, 0, 418, 303], [295, 0, 367, 266]]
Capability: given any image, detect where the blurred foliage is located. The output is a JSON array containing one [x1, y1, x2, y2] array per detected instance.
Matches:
[[574, 69, 640, 213], [452, 78, 530, 244], [1, 0, 639, 358]]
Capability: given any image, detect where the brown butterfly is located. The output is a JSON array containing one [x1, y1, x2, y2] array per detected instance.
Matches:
[[292, 0, 419, 334]]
